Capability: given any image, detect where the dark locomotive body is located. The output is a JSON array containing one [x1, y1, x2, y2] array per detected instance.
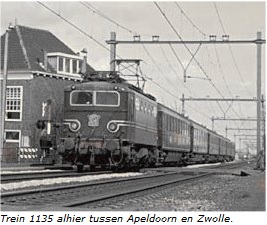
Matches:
[[58, 81, 159, 170], [58, 79, 235, 171]]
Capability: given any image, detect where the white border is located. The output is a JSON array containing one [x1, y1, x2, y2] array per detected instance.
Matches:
[[5, 85, 23, 122], [4, 129, 21, 146]]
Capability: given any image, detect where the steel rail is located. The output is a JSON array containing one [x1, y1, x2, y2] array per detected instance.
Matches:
[[63, 172, 214, 207], [1, 170, 111, 183], [1, 172, 177, 198]]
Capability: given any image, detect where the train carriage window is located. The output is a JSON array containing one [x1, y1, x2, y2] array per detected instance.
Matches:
[[144, 102, 147, 113], [135, 97, 140, 111], [140, 100, 143, 112], [96, 91, 119, 106]]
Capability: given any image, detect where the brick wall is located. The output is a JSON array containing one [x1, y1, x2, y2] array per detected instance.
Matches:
[[3, 74, 77, 163]]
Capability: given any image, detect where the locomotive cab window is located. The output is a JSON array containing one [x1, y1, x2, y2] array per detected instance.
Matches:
[[70, 91, 119, 106], [95, 91, 119, 106], [71, 91, 93, 105]]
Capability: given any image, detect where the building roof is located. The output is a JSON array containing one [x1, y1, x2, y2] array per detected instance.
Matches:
[[1, 25, 94, 74]]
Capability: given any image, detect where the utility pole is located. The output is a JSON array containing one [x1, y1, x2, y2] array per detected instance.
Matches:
[[0, 29, 10, 161], [256, 32, 264, 170], [110, 32, 116, 72], [262, 94, 266, 169], [106, 32, 265, 170]]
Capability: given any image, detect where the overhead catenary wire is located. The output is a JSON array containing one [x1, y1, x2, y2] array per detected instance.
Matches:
[[154, 2, 225, 99], [212, 2, 252, 126], [213, 2, 253, 97], [80, 1, 138, 35], [37, 2, 110, 52], [37, 1, 144, 78], [80, 1, 248, 130], [38, 1, 231, 126], [81, 2, 190, 96], [79, 1, 211, 117], [155, 2, 246, 132], [174, 2, 207, 38], [174, 3, 223, 120]]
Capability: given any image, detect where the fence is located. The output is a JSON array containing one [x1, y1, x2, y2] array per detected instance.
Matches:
[[1, 147, 40, 164], [18, 148, 39, 163]]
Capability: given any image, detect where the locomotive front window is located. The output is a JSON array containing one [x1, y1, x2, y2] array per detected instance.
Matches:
[[71, 91, 93, 105], [95, 91, 119, 106], [70, 91, 119, 106]]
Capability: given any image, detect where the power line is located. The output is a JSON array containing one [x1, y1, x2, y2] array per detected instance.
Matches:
[[154, 2, 230, 122], [37, 2, 110, 52], [174, 2, 207, 37], [80, 2, 138, 35], [37, 1, 145, 79], [175, 4, 229, 120], [79, 1, 209, 116], [154, 2, 248, 132], [213, 2, 253, 97], [213, 44, 234, 97], [154, 2, 225, 98]]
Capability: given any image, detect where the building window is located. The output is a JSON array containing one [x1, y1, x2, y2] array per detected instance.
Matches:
[[47, 52, 84, 76], [65, 58, 70, 73], [6, 86, 23, 121], [73, 60, 78, 74], [58, 57, 64, 72], [5, 130, 21, 144]]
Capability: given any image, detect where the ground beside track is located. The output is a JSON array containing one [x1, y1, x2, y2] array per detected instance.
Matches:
[[125, 161, 265, 211]]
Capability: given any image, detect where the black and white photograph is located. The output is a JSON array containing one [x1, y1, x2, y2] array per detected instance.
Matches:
[[0, 0, 265, 217]]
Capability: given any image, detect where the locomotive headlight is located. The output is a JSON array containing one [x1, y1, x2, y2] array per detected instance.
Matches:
[[68, 120, 81, 132], [108, 122, 118, 132], [71, 122, 78, 130]]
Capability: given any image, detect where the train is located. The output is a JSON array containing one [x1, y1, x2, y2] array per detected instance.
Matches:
[[57, 73, 235, 172]]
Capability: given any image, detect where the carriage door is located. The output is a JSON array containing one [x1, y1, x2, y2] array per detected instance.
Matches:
[[128, 93, 135, 140], [190, 124, 194, 153], [207, 133, 210, 154], [128, 93, 134, 121]]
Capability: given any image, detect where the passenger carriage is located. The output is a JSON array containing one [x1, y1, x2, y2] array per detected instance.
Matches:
[[157, 104, 191, 165], [190, 121, 209, 163]]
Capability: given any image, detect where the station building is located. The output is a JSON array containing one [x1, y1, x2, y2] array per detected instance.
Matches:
[[0, 25, 94, 164]]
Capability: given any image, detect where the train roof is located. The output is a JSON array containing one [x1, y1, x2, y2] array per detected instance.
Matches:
[[65, 79, 156, 101]]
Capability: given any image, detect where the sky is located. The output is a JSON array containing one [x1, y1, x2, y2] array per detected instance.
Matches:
[[0, 1, 266, 154]]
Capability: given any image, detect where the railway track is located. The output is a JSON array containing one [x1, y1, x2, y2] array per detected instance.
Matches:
[[1, 160, 249, 210], [1, 170, 112, 184], [1, 170, 214, 210]]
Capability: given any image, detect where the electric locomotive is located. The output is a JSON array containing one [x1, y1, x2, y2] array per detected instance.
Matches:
[[58, 74, 236, 171], [58, 75, 161, 171]]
